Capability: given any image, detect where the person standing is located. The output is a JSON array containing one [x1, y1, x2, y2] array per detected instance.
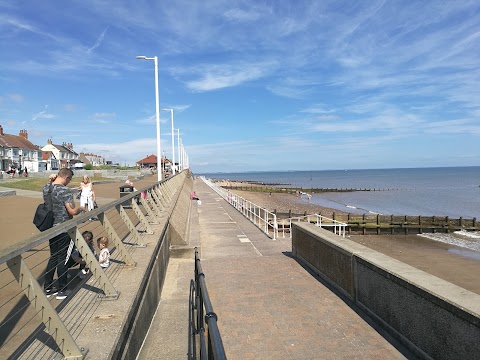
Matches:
[[7, 164, 14, 178], [97, 237, 110, 269], [43, 168, 85, 300], [79, 176, 96, 219]]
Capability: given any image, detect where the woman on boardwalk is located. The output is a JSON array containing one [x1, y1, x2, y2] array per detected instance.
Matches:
[[78, 175, 96, 219]]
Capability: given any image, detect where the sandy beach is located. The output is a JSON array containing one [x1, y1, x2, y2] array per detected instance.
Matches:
[[221, 181, 480, 295]]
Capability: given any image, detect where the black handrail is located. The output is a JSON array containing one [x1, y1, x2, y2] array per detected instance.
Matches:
[[189, 247, 227, 360]]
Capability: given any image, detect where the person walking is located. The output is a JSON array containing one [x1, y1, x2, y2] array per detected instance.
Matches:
[[78, 175, 96, 220], [43, 168, 85, 300]]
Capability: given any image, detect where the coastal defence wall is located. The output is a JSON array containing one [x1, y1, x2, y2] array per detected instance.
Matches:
[[291, 223, 480, 360]]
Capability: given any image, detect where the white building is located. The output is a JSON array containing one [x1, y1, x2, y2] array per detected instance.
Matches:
[[41, 140, 79, 169], [0, 126, 43, 173]]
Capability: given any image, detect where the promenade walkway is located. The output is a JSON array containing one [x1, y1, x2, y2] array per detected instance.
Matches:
[[139, 179, 412, 359]]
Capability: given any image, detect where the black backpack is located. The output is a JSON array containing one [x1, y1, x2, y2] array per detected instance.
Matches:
[[33, 184, 54, 231]]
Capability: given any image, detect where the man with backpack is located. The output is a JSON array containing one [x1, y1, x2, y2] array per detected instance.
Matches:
[[43, 168, 85, 300]]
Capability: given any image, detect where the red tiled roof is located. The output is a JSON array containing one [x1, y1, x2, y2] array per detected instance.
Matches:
[[137, 154, 158, 164], [42, 151, 56, 160], [0, 133, 38, 150], [136, 154, 170, 165]]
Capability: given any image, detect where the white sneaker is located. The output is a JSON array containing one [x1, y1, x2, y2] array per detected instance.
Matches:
[[79, 268, 89, 279]]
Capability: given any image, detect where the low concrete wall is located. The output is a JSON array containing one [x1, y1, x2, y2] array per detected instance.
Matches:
[[292, 223, 480, 360]]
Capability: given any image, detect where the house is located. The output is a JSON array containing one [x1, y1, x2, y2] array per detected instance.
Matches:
[[41, 140, 79, 169], [136, 154, 171, 170], [79, 152, 106, 167], [0, 125, 43, 173], [42, 151, 59, 171]]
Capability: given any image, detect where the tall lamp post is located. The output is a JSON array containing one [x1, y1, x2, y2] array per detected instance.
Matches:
[[176, 129, 181, 172], [136, 55, 162, 182], [162, 108, 175, 175]]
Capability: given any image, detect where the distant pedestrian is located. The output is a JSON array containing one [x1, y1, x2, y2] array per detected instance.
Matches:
[[191, 191, 198, 200], [79, 176, 96, 219], [125, 179, 137, 191], [6, 164, 15, 178], [43, 168, 85, 300], [23, 166, 28, 177], [97, 237, 110, 268]]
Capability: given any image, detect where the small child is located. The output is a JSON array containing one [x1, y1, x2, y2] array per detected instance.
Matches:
[[65, 230, 96, 279], [97, 237, 110, 268]]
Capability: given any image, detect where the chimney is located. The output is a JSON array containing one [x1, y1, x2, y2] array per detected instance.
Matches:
[[68, 143, 73, 150], [47, 139, 52, 144], [19, 129, 28, 139], [0, 125, 3, 136]]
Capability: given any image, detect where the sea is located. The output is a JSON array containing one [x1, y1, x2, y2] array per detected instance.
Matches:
[[200, 166, 480, 255]]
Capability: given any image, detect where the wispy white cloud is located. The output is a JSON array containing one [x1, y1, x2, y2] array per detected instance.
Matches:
[[173, 104, 191, 113], [301, 105, 336, 114], [0, 93, 24, 106], [136, 114, 168, 125], [180, 61, 277, 91], [64, 104, 78, 112], [223, 8, 260, 22], [77, 137, 157, 164], [94, 112, 116, 119], [32, 105, 55, 121], [87, 27, 109, 53], [92, 112, 116, 123]]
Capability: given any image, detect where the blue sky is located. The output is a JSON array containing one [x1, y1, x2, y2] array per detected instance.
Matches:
[[1, 1, 479, 173]]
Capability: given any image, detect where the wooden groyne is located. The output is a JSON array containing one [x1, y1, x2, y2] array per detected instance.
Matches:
[[275, 211, 479, 235], [222, 185, 399, 194]]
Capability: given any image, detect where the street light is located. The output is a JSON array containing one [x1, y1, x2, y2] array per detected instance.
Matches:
[[178, 135, 183, 171], [136, 55, 162, 181], [176, 129, 181, 172], [162, 108, 175, 175]]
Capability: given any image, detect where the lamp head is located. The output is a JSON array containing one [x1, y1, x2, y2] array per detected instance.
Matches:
[[136, 56, 147, 60]]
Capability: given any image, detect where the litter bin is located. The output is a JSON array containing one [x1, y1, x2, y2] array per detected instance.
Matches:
[[119, 184, 134, 198]]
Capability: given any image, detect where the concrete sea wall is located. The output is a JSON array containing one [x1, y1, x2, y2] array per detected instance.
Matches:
[[292, 223, 480, 360]]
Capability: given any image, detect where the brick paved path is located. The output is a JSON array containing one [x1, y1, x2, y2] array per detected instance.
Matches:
[[191, 179, 410, 360]]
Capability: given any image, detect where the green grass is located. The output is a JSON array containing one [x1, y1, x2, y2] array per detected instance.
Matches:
[[0, 176, 110, 192]]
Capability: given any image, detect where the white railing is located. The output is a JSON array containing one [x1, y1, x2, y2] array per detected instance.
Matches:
[[279, 214, 347, 238], [201, 177, 347, 239], [201, 177, 278, 240]]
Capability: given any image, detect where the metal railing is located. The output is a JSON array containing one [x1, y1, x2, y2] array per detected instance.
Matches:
[[0, 172, 186, 359], [189, 248, 226, 360], [280, 214, 346, 238], [201, 177, 347, 239], [201, 177, 278, 240]]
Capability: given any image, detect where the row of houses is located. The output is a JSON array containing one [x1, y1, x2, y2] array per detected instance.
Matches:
[[0, 125, 106, 173]]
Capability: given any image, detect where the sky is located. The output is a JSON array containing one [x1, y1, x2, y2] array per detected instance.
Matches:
[[1, 1, 479, 173]]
